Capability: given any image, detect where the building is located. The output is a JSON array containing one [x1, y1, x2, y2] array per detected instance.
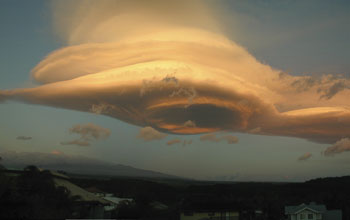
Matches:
[[53, 173, 115, 219], [285, 202, 342, 220], [85, 186, 134, 213]]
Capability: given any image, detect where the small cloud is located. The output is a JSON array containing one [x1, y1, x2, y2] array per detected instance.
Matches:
[[200, 133, 219, 142], [298, 152, 312, 161], [69, 123, 110, 140], [60, 140, 90, 147], [138, 126, 167, 141], [16, 136, 32, 141], [167, 139, 182, 146], [200, 133, 238, 144], [249, 127, 261, 134], [221, 135, 239, 144], [169, 87, 197, 106], [324, 138, 350, 156], [183, 120, 196, 128], [51, 150, 64, 155], [61, 123, 110, 147], [90, 103, 114, 115], [162, 75, 178, 84], [166, 139, 193, 146], [183, 140, 193, 146]]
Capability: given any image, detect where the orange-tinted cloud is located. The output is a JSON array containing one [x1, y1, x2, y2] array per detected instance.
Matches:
[[60, 139, 90, 147], [167, 139, 182, 146], [166, 139, 193, 146], [61, 123, 110, 147], [298, 152, 312, 161], [324, 138, 350, 156], [200, 133, 239, 144], [1, 0, 350, 144], [183, 140, 193, 146], [138, 126, 167, 141], [51, 150, 64, 155]]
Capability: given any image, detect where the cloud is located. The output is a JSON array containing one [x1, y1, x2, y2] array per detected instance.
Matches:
[[51, 150, 64, 155], [298, 152, 312, 161], [138, 126, 167, 141], [324, 138, 350, 156], [221, 135, 239, 144], [167, 139, 182, 146], [183, 140, 193, 146], [200, 133, 220, 142], [200, 133, 238, 144], [90, 103, 115, 115], [167, 139, 193, 146], [183, 120, 196, 128], [16, 136, 32, 141], [69, 123, 110, 140], [60, 140, 90, 147], [318, 80, 350, 100], [1, 0, 350, 144], [61, 123, 110, 146]]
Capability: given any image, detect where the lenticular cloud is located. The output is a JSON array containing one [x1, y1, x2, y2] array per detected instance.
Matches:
[[1, 0, 350, 144]]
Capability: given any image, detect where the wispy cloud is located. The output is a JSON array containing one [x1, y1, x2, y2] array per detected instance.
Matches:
[[16, 136, 32, 141], [167, 139, 182, 146], [138, 126, 167, 141], [51, 150, 64, 155], [61, 123, 110, 147], [60, 140, 90, 147], [200, 133, 238, 144], [183, 140, 193, 146], [298, 152, 312, 161]]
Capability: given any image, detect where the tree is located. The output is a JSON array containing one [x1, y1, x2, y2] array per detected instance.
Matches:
[[0, 156, 4, 170], [0, 165, 80, 219]]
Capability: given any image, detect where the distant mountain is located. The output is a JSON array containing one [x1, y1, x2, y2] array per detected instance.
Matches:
[[0, 151, 180, 179]]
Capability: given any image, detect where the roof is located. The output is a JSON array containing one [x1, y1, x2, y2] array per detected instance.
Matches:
[[285, 203, 326, 214], [103, 195, 133, 205]]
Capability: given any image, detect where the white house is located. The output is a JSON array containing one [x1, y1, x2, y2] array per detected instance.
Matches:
[[285, 202, 342, 220]]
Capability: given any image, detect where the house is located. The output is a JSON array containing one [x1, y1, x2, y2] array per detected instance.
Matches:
[[53, 174, 115, 219], [285, 202, 342, 220], [85, 186, 133, 212]]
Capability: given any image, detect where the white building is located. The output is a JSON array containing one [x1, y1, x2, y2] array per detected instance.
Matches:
[[285, 202, 342, 220]]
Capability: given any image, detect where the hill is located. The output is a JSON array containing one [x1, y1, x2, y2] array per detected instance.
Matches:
[[0, 151, 180, 179]]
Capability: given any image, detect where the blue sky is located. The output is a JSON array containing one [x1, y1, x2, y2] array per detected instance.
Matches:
[[1, 0, 350, 181]]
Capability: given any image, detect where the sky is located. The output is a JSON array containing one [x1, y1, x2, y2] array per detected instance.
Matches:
[[1, 0, 350, 182]]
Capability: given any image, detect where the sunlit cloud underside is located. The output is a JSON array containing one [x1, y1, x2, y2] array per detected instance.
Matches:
[[1, 0, 350, 144]]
